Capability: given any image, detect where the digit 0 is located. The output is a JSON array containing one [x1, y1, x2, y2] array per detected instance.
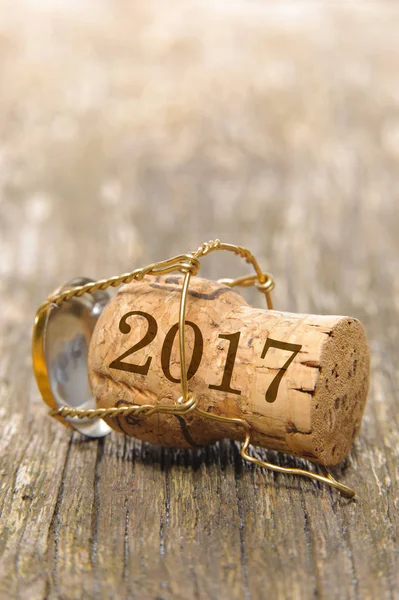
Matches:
[[161, 321, 204, 383]]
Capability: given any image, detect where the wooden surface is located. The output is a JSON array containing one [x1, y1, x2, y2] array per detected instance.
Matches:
[[0, 2, 398, 599]]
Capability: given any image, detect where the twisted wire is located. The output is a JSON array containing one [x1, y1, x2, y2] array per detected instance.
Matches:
[[43, 239, 354, 497], [43, 254, 200, 310], [51, 394, 197, 420]]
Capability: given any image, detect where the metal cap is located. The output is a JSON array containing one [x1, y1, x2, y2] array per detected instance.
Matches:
[[32, 277, 112, 438]]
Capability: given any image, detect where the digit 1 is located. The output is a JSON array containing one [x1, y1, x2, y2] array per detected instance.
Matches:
[[209, 332, 242, 395]]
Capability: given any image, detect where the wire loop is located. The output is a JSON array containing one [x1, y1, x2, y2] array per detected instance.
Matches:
[[44, 239, 355, 498]]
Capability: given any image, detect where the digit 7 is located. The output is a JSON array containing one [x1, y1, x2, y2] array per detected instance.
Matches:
[[261, 337, 302, 403]]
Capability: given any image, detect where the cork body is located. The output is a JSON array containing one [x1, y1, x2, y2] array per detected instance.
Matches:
[[88, 275, 370, 466]]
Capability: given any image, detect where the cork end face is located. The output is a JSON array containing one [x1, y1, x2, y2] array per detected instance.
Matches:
[[311, 317, 370, 466]]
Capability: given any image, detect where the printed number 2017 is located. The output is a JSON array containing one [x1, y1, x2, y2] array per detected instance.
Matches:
[[109, 311, 302, 403]]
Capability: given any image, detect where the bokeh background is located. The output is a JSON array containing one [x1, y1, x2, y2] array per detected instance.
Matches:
[[1, 2, 399, 599], [1, 0, 398, 319]]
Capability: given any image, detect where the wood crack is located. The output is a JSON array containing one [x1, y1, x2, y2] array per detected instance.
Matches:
[[233, 442, 251, 600], [90, 438, 104, 598], [46, 433, 74, 593]]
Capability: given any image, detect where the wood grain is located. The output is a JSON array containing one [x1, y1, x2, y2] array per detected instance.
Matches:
[[0, 2, 398, 599]]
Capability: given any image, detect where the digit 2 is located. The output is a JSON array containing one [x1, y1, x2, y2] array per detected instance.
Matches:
[[109, 311, 158, 375]]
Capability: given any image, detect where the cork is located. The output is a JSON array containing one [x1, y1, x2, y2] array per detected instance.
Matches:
[[88, 275, 370, 466]]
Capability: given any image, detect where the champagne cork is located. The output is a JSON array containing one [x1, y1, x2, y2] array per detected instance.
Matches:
[[88, 275, 370, 466]]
